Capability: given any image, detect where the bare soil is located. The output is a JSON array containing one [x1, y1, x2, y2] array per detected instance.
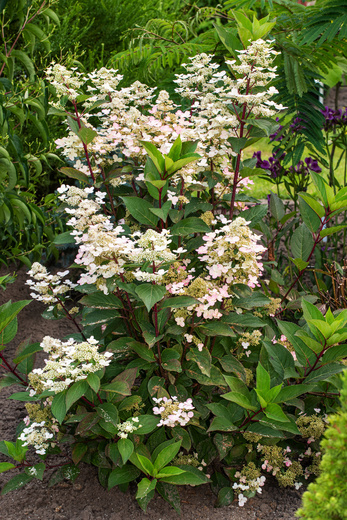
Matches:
[[0, 269, 304, 520]]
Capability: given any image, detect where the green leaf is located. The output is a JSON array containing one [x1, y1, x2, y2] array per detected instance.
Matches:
[[72, 443, 88, 464], [66, 380, 89, 412], [320, 225, 347, 238], [59, 167, 90, 184], [135, 284, 166, 312], [321, 344, 347, 363], [298, 193, 325, 218], [248, 118, 280, 137], [223, 313, 265, 328], [291, 223, 314, 261], [264, 403, 290, 423], [79, 292, 122, 309], [246, 422, 285, 438], [159, 296, 198, 309], [160, 465, 210, 485], [214, 24, 241, 56], [235, 292, 270, 309], [136, 454, 155, 476], [1, 473, 33, 495], [290, 258, 309, 272], [270, 192, 285, 222], [277, 321, 316, 367], [171, 217, 210, 236], [121, 197, 158, 227], [274, 384, 311, 403], [199, 321, 235, 337], [13, 342, 42, 364], [222, 376, 257, 411], [51, 391, 67, 424], [256, 363, 270, 395], [299, 197, 321, 233], [166, 154, 200, 176], [186, 345, 211, 375], [11, 50, 35, 80], [118, 438, 134, 464], [302, 299, 324, 322], [304, 363, 344, 384], [0, 317, 17, 345], [154, 441, 181, 473], [310, 171, 328, 207], [24, 463, 45, 480], [53, 231, 76, 245], [156, 466, 185, 478], [0, 462, 15, 473], [0, 300, 31, 335], [86, 373, 100, 393], [215, 487, 234, 507], [149, 200, 171, 222], [156, 481, 181, 514], [136, 477, 157, 499], [108, 465, 141, 489], [140, 141, 165, 173], [135, 415, 160, 435], [207, 416, 237, 433], [218, 355, 247, 382], [78, 127, 98, 145], [96, 403, 119, 424], [167, 136, 182, 161], [239, 204, 267, 226], [129, 341, 156, 362], [161, 348, 182, 373], [100, 381, 131, 395]]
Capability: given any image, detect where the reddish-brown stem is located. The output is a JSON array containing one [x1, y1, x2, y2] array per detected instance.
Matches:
[[238, 408, 263, 430], [81, 396, 95, 408], [0, 352, 27, 385], [71, 100, 95, 182], [100, 167, 117, 218]]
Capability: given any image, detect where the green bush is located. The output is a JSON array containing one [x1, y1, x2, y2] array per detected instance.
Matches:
[[296, 369, 347, 520], [0, 0, 64, 266]]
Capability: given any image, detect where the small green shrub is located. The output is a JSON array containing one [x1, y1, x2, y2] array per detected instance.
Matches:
[[296, 370, 347, 520]]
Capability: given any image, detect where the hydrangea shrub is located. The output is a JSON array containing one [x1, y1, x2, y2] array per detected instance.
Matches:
[[0, 38, 347, 512]]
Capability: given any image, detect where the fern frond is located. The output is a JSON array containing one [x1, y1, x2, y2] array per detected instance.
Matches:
[[299, 0, 347, 46]]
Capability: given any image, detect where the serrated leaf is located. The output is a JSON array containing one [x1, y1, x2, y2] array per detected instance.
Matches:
[[135, 284, 166, 312], [121, 197, 158, 227], [171, 217, 210, 236]]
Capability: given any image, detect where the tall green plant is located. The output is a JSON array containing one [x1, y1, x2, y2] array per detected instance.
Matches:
[[0, 0, 62, 266]]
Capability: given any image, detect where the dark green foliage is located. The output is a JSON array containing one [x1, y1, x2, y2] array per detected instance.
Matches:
[[0, 0, 64, 265], [50, 0, 190, 69], [296, 370, 347, 520]]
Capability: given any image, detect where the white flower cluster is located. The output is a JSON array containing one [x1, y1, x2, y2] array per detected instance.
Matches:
[[117, 417, 140, 439], [19, 421, 55, 455], [153, 396, 194, 427], [46, 63, 83, 100], [131, 229, 176, 283], [232, 475, 266, 506], [26, 262, 77, 306], [197, 216, 266, 288], [47, 39, 282, 197], [58, 186, 179, 290], [29, 336, 113, 394]]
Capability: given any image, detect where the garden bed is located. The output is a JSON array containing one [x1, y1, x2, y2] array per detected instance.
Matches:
[[0, 269, 304, 520]]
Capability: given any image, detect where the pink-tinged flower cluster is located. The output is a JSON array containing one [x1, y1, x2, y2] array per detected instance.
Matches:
[[152, 396, 194, 427], [47, 39, 283, 204], [197, 216, 266, 288]]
